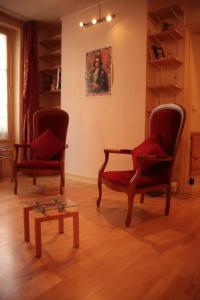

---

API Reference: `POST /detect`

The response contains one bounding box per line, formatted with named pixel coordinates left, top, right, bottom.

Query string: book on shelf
left=40, top=73, right=53, bottom=92
left=56, top=67, right=61, bottom=90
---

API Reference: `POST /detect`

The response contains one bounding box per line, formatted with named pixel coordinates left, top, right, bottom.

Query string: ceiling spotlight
left=79, top=22, right=84, bottom=28
left=92, top=18, right=97, bottom=25
left=106, top=15, right=112, bottom=22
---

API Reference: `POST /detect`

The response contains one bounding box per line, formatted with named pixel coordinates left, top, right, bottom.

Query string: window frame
left=0, top=26, right=14, bottom=144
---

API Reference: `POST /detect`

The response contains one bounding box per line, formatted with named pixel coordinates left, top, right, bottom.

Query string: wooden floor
left=0, top=176, right=200, bottom=300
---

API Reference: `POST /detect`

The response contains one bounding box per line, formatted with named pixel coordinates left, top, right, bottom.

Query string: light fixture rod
left=98, top=5, right=101, bottom=19
left=80, top=14, right=116, bottom=28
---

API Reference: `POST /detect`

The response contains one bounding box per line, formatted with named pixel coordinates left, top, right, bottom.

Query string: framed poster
left=86, top=46, right=112, bottom=96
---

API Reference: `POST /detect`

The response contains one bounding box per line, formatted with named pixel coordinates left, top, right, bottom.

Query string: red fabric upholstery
left=33, top=108, right=69, bottom=160
left=30, top=129, right=63, bottom=160
left=14, top=108, right=69, bottom=195
left=33, top=110, right=68, bottom=143
left=97, top=104, right=186, bottom=226
left=150, top=109, right=181, bottom=155
left=103, top=169, right=169, bottom=188
left=132, top=134, right=166, bottom=169
left=17, top=160, right=61, bottom=169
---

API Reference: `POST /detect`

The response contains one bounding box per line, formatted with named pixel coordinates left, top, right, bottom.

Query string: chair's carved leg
left=140, top=193, right=144, bottom=203
left=125, top=192, right=135, bottom=227
left=14, top=172, right=18, bottom=194
left=165, top=185, right=171, bottom=215
left=97, top=177, right=102, bottom=207
left=97, top=151, right=109, bottom=208
left=60, top=173, right=63, bottom=195
left=62, top=174, right=65, bottom=187
left=33, top=175, right=36, bottom=185
left=60, top=185, right=63, bottom=195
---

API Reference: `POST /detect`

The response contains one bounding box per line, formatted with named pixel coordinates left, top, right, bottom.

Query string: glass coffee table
left=23, top=196, right=79, bottom=257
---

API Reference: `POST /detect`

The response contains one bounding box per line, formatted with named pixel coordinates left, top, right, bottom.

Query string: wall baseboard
left=66, top=173, right=97, bottom=185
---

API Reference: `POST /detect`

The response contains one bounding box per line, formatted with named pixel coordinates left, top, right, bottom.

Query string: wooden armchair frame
left=97, top=149, right=173, bottom=226
left=97, top=104, right=186, bottom=226
left=13, top=108, right=69, bottom=195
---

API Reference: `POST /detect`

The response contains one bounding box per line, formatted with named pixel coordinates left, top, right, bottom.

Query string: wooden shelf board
left=147, top=84, right=182, bottom=94
left=149, top=29, right=183, bottom=43
left=40, top=66, right=61, bottom=74
left=39, top=50, right=61, bottom=61
left=148, top=56, right=182, bottom=67
left=40, top=34, right=61, bottom=48
left=41, top=89, right=61, bottom=94
left=149, top=5, right=183, bottom=23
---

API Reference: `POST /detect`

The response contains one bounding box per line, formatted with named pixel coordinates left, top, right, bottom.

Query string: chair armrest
left=98, top=149, right=132, bottom=178
left=104, top=149, right=132, bottom=155
left=15, top=144, right=30, bottom=149
left=137, top=155, right=173, bottom=163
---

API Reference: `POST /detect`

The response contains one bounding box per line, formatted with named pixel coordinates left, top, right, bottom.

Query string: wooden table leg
left=23, top=207, right=30, bottom=242
left=58, top=217, right=64, bottom=234
left=35, top=219, right=42, bottom=257
left=73, top=212, right=79, bottom=248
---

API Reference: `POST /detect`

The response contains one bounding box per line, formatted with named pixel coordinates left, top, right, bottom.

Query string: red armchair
left=13, top=108, right=69, bottom=195
left=97, top=104, right=186, bottom=226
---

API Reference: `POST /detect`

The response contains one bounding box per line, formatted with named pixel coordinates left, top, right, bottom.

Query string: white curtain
left=0, top=33, right=8, bottom=139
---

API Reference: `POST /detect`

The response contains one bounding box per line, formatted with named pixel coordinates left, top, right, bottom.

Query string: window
left=0, top=32, right=8, bottom=140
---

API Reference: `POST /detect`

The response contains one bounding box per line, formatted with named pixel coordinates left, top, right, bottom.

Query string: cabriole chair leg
left=140, top=193, right=144, bottom=203
left=125, top=194, right=135, bottom=227
left=14, top=173, right=18, bottom=194
left=97, top=179, right=102, bottom=207
left=165, top=186, right=171, bottom=215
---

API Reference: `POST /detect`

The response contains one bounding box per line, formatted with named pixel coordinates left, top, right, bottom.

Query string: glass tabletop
left=24, top=196, right=78, bottom=214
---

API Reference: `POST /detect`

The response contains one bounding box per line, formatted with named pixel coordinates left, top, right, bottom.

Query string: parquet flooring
left=0, top=176, right=200, bottom=300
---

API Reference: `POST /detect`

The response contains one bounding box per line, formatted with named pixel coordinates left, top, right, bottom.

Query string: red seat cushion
left=30, top=129, right=63, bottom=160
left=132, top=134, right=166, bottom=170
left=102, top=170, right=169, bottom=188
left=17, top=160, right=61, bottom=169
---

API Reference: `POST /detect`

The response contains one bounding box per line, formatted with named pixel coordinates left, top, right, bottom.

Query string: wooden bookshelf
left=39, top=50, right=61, bottom=62
left=149, top=29, right=183, bottom=43
left=147, top=84, right=181, bottom=95
left=148, top=56, right=182, bottom=67
left=38, top=25, right=62, bottom=108
left=40, top=33, right=61, bottom=50
left=148, top=5, right=183, bottom=23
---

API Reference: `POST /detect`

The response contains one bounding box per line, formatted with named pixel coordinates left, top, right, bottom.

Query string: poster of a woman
left=86, top=47, right=112, bottom=96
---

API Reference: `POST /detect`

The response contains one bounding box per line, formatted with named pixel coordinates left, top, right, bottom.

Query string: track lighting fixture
left=79, top=5, right=116, bottom=28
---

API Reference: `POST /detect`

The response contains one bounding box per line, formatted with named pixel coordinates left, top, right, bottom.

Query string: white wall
left=61, top=0, right=147, bottom=179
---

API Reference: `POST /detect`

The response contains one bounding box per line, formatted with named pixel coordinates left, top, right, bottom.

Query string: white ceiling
left=0, top=0, right=101, bottom=22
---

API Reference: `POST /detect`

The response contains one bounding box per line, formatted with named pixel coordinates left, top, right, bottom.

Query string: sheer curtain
left=0, top=33, right=8, bottom=140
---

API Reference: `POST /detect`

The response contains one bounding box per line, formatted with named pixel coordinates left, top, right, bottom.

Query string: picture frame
left=86, top=47, right=112, bottom=96
left=151, top=45, right=165, bottom=60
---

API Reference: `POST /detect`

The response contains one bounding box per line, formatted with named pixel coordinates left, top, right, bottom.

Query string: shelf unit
left=148, top=28, right=183, bottom=43
left=190, top=132, right=200, bottom=176
left=39, top=50, right=61, bottom=63
left=146, top=3, right=185, bottom=192
left=148, top=5, right=183, bottom=23
left=147, top=84, right=181, bottom=95
left=146, top=4, right=184, bottom=109
left=148, top=56, right=182, bottom=67
left=38, top=25, right=61, bottom=108
left=40, top=33, right=61, bottom=50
